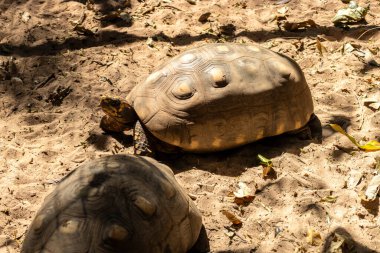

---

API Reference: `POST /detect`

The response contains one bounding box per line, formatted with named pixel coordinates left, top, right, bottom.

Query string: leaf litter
left=233, top=182, right=255, bottom=205
left=320, top=195, right=338, bottom=203
left=330, top=124, right=380, bottom=151
left=306, top=227, right=322, bottom=246
left=257, top=154, right=276, bottom=179
left=220, top=210, right=243, bottom=225
left=361, top=174, right=380, bottom=201
left=327, top=232, right=356, bottom=253
left=277, top=16, right=318, bottom=31
left=332, top=1, right=369, bottom=25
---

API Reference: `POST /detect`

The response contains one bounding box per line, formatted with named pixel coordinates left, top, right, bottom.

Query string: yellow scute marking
left=217, top=45, right=229, bottom=52
left=210, top=67, right=225, bottom=83
left=248, top=45, right=260, bottom=52
left=294, top=120, right=302, bottom=129
left=190, top=140, right=200, bottom=149
left=235, top=134, right=246, bottom=145
left=275, top=122, right=285, bottom=135
left=59, top=220, right=79, bottom=234
left=180, top=53, right=196, bottom=63
left=255, top=128, right=265, bottom=140
left=137, top=108, right=148, bottom=121
left=212, top=138, right=222, bottom=147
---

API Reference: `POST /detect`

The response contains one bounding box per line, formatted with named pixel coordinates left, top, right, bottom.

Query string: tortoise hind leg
left=288, top=114, right=322, bottom=142
left=133, top=121, right=155, bottom=157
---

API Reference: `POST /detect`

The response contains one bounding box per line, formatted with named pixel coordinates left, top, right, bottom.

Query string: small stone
left=186, top=0, right=196, bottom=5
left=11, top=77, right=23, bottom=86
left=21, top=12, right=31, bottom=23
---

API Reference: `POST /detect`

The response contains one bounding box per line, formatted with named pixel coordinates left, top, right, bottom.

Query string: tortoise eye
left=109, top=99, right=121, bottom=107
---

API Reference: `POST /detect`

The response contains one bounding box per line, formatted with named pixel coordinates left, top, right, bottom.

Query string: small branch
left=35, top=73, right=56, bottom=89
left=357, top=27, right=380, bottom=40
left=354, top=92, right=364, bottom=130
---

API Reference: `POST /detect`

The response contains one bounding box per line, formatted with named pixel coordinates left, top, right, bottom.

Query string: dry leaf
left=294, top=247, right=307, bottom=253
left=333, top=2, right=369, bottom=24
left=274, top=226, right=283, bottom=237
left=277, top=6, right=288, bottom=15
left=363, top=49, right=380, bottom=66
left=277, top=16, right=317, bottom=31
left=327, top=232, right=355, bottom=253
left=341, top=43, right=379, bottom=66
left=197, top=183, right=215, bottom=192
left=363, top=174, right=380, bottom=201
left=364, top=99, right=380, bottom=111
left=342, top=42, right=359, bottom=54
left=146, top=37, right=154, bottom=48
left=258, top=154, right=276, bottom=179
left=223, top=229, right=235, bottom=238
left=330, top=124, right=380, bottom=151
left=316, top=38, right=327, bottom=56
left=233, top=182, right=254, bottom=205
left=306, top=228, right=322, bottom=246
left=73, top=25, right=96, bottom=36
left=220, top=210, right=242, bottom=225
left=198, top=12, right=211, bottom=23
left=262, top=166, right=275, bottom=178
left=346, top=171, right=363, bottom=189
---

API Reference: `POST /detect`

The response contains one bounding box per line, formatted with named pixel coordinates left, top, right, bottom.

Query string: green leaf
left=257, top=154, right=273, bottom=166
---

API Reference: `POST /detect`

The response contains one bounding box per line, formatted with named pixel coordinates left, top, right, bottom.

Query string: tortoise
left=22, top=155, right=204, bottom=253
left=100, top=43, right=314, bottom=156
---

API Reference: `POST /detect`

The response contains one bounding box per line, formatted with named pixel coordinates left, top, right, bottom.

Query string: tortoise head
left=100, top=97, right=137, bottom=131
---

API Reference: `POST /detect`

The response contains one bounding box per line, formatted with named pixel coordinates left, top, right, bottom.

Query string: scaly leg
left=133, top=121, right=155, bottom=157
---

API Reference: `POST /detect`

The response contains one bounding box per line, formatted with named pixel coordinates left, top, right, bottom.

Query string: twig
left=99, top=76, right=113, bottom=86
left=91, top=60, right=112, bottom=66
left=35, top=73, right=56, bottom=89
left=75, top=11, right=86, bottom=26
left=128, top=48, right=137, bottom=64
left=161, top=5, right=183, bottom=11
left=357, top=27, right=380, bottom=40
left=142, top=2, right=161, bottom=15
left=6, top=106, right=17, bottom=117
left=353, top=92, right=364, bottom=130
left=224, top=226, right=247, bottom=243
left=257, top=200, right=272, bottom=212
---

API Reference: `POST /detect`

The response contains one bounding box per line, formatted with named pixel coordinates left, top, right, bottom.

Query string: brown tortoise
left=22, top=155, right=203, bottom=253
left=100, top=43, right=314, bottom=156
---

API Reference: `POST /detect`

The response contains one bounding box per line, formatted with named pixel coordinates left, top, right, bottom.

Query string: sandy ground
left=1, top=0, right=380, bottom=252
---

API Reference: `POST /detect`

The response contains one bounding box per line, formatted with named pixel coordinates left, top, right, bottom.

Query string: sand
left=0, top=0, right=380, bottom=252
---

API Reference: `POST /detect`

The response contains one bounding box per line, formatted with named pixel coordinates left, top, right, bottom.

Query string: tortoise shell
left=22, top=155, right=202, bottom=253
left=127, top=43, right=314, bottom=152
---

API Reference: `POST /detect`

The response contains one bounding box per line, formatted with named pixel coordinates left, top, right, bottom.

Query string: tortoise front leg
left=133, top=120, right=155, bottom=157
